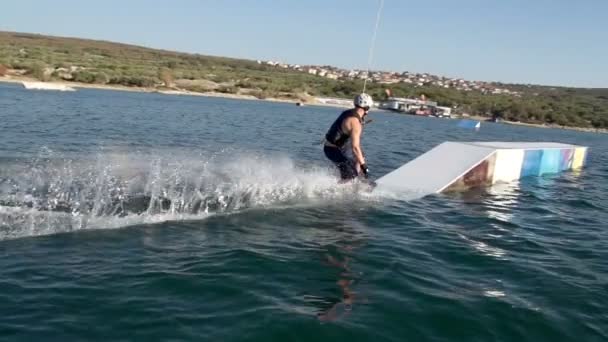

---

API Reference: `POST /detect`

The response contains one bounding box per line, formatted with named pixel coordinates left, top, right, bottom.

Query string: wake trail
left=0, top=148, right=385, bottom=240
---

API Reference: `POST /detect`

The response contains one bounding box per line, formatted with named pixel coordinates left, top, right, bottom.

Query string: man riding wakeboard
left=323, top=93, right=374, bottom=185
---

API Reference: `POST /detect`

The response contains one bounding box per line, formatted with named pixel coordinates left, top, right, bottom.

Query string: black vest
left=325, top=109, right=362, bottom=148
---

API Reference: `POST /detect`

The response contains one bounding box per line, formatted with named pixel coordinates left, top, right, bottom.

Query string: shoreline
left=2, top=76, right=606, bottom=134
left=0, top=76, right=352, bottom=109
left=463, top=114, right=608, bottom=134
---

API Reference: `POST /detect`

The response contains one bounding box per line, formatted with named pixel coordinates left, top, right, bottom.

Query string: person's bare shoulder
left=343, top=116, right=361, bottom=133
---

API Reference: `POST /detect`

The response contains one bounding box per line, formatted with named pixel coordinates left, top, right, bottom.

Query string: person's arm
left=349, top=119, right=365, bottom=166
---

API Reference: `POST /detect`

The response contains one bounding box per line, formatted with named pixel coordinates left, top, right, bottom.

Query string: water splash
left=0, top=148, right=378, bottom=240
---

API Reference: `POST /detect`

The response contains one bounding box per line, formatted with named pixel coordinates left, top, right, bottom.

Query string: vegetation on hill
left=0, top=31, right=606, bottom=129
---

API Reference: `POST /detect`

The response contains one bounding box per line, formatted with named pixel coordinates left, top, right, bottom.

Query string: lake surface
left=1, top=82, right=607, bottom=341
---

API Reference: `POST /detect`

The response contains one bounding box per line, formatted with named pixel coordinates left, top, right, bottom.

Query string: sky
left=1, top=0, right=607, bottom=88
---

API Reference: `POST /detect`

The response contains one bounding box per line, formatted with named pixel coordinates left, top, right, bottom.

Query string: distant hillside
left=0, top=31, right=315, bottom=98
left=0, top=31, right=607, bottom=129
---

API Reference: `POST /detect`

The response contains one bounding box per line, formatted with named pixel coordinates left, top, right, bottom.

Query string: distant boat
left=486, top=117, right=502, bottom=123
left=22, top=81, right=76, bottom=92
left=457, top=119, right=481, bottom=130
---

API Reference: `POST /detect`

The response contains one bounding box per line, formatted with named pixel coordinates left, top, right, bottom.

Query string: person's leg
left=324, top=145, right=358, bottom=181
left=336, top=159, right=357, bottom=181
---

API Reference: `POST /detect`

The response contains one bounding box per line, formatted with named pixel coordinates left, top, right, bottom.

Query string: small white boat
left=22, top=81, right=76, bottom=92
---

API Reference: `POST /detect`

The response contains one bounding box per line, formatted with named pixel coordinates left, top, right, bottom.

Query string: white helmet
left=354, top=93, right=373, bottom=109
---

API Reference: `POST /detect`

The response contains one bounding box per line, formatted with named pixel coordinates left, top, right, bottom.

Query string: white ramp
left=374, top=142, right=495, bottom=194
left=373, top=141, right=588, bottom=196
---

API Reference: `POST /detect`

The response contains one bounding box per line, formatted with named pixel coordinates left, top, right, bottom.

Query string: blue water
left=1, top=82, right=607, bottom=341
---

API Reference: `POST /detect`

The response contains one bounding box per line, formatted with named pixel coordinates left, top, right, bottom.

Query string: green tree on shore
left=158, top=67, right=173, bottom=87
left=28, top=62, right=49, bottom=81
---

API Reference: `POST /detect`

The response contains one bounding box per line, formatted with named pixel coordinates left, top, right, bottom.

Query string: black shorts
left=324, top=145, right=358, bottom=180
